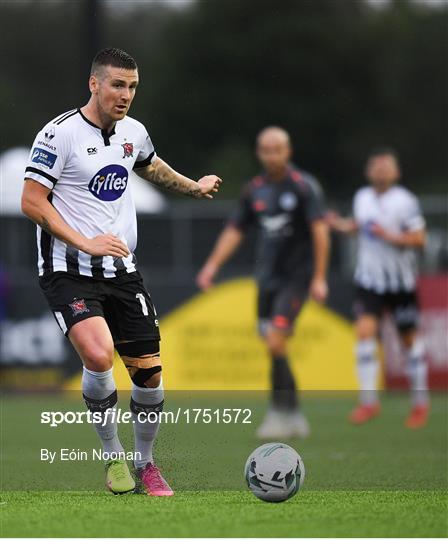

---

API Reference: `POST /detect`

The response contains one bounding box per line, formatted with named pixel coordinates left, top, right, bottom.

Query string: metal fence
left=1, top=197, right=447, bottom=316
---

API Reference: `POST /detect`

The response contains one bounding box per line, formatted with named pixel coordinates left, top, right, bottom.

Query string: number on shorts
left=136, top=293, right=149, bottom=316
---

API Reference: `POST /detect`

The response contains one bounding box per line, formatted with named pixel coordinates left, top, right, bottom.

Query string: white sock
left=82, top=366, right=124, bottom=455
left=405, top=339, right=429, bottom=406
left=131, top=379, right=164, bottom=469
left=355, top=339, right=379, bottom=405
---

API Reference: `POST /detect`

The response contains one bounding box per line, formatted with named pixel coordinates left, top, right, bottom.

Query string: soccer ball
left=244, top=443, right=305, bottom=502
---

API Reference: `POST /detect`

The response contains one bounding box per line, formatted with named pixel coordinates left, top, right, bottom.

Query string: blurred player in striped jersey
left=197, top=127, right=329, bottom=439
left=327, top=148, right=429, bottom=429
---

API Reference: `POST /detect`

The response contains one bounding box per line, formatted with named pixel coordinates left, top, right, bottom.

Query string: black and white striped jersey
left=353, top=185, right=425, bottom=293
left=25, top=109, right=156, bottom=279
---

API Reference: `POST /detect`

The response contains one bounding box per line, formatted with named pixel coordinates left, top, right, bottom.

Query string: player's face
left=256, top=138, right=291, bottom=176
left=366, top=155, right=400, bottom=191
left=91, top=66, right=139, bottom=122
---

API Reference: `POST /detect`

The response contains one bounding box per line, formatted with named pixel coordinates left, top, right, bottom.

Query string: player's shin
left=405, top=338, right=429, bottom=406
left=271, top=355, right=298, bottom=411
left=355, top=339, right=379, bottom=405
left=130, top=380, right=164, bottom=469
left=82, top=366, right=124, bottom=454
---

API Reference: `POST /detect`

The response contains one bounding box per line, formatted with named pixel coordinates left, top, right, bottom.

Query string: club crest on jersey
left=279, top=192, right=298, bottom=211
left=88, top=164, right=129, bottom=201
left=69, top=298, right=89, bottom=316
left=122, top=142, right=134, bottom=158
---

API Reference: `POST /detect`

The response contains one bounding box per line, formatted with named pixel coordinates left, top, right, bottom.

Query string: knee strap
left=132, top=366, right=162, bottom=387
left=116, top=340, right=162, bottom=388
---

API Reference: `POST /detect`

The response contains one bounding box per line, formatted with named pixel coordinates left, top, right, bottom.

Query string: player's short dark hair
left=368, top=146, right=400, bottom=163
left=91, top=48, right=138, bottom=75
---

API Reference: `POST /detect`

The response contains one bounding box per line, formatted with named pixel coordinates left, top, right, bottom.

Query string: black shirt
left=229, top=165, right=325, bottom=289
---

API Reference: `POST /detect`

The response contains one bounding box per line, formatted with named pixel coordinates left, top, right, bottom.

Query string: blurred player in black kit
left=197, top=127, right=329, bottom=438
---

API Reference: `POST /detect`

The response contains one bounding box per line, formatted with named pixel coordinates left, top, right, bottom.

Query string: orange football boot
left=405, top=404, right=429, bottom=429
left=349, top=403, right=381, bottom=425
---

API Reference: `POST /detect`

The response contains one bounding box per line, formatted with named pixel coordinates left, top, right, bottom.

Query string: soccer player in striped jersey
left=327, top=148, right=429, bottom=429
left=197, top=127, right=330, bottom=439
left=21, top=48, right=222, bottom=495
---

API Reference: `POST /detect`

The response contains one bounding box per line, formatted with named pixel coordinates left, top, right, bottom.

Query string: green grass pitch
left=2, top=490, right=446, bottom=537
left=1, top=393, right=447, bottom=537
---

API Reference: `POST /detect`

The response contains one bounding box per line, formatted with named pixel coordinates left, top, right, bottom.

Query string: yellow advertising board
left=66, top=278, right=381, bottom=391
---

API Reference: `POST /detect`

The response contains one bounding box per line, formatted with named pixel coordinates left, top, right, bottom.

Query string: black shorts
left=257, top=280, right=309, bottom=336
left=353, top=286, right=419, bottom=332
left=39, top=271, right=160, bottom=342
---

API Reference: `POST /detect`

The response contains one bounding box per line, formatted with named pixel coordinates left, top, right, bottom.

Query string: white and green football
left=244, top=443, right=305, bottom=502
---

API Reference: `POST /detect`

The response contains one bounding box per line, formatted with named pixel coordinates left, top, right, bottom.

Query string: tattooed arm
left=135, top=157, right=222, bottom=199
left=21, top=179, right=129, bottom=257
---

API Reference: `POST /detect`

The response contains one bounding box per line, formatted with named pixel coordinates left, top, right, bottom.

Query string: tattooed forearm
left=136, top=157, right=202, bottom=198
left=187, top=186, right=201, bottom=197
left=41, top=217, right=52, bottom=233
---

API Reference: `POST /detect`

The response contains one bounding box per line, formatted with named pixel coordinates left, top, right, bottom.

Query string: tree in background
left=1, top=0, right=446, bottom=198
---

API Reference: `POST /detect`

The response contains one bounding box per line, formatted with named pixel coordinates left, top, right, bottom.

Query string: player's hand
left=325, top=211, right=357, bottom=234
left=309, top=277, right=328, bottom=303
left=82, top=234, right=130, bottom=258
left=325, top=210, right=341, bottom=228
left=197, top=175, right=222, bottom=199
left=370, top=223, right=396, bottom=243
left=196, top=262, right=218, bottom=290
